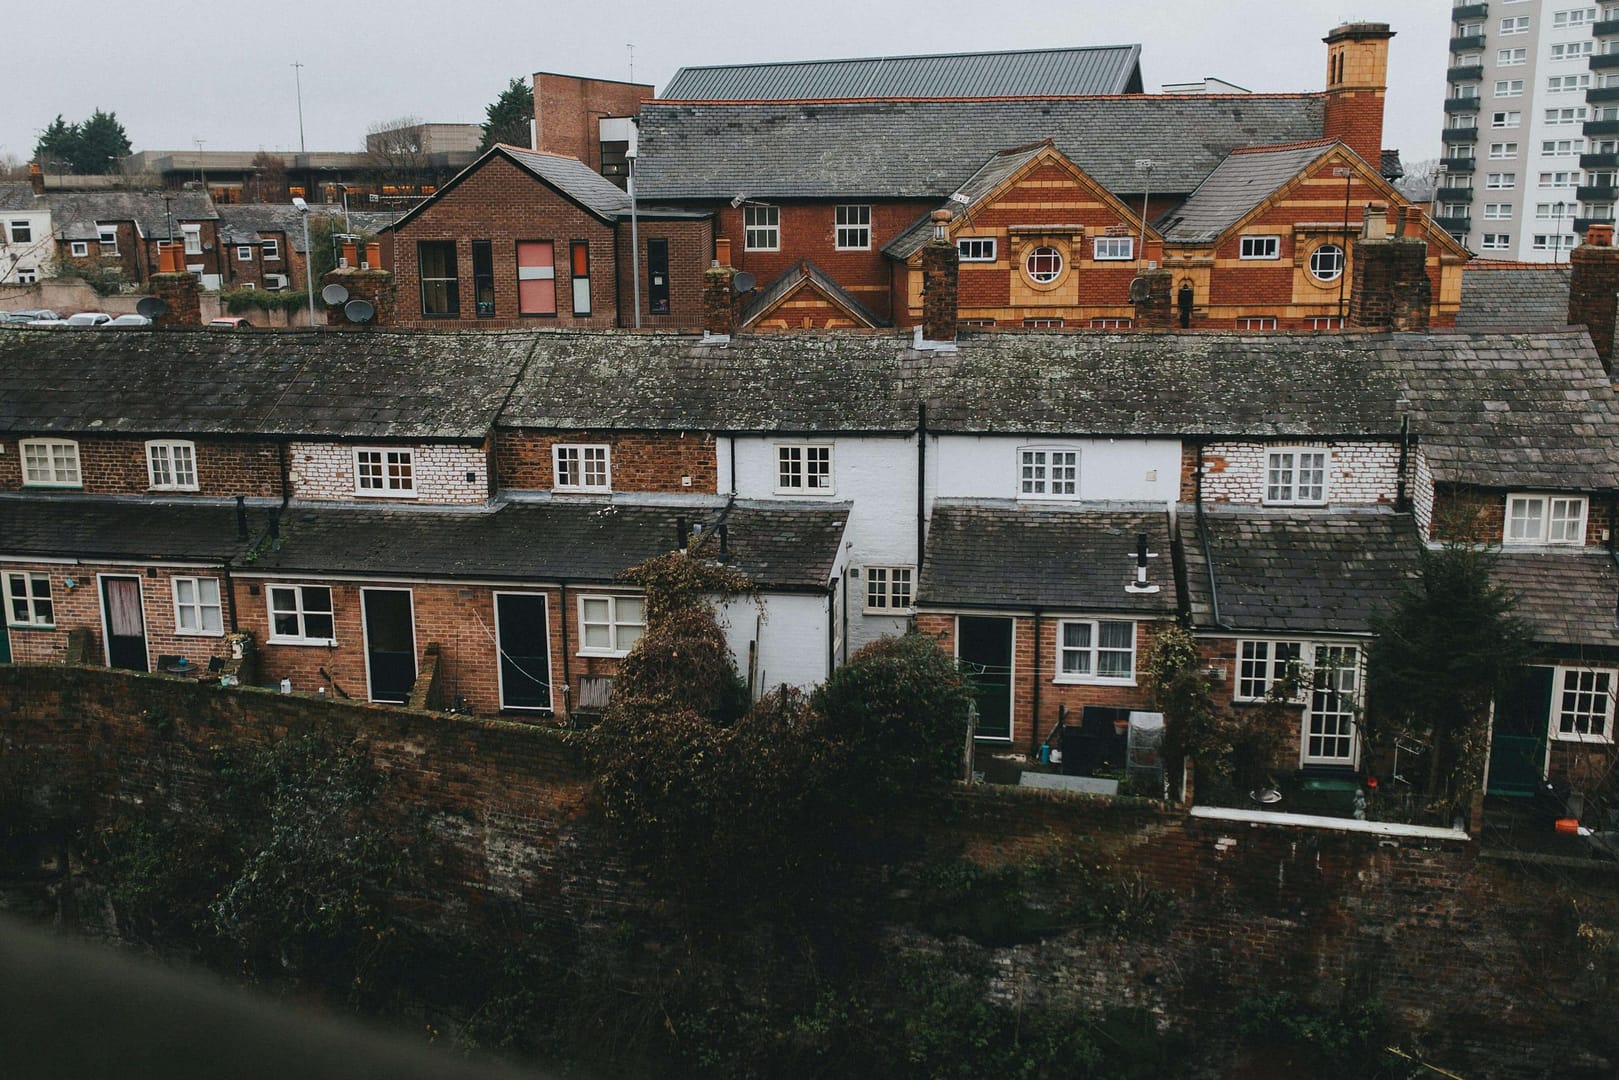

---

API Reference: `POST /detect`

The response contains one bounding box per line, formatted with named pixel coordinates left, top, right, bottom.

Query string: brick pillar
left=1130, top=268, right=1175, bottom=329
left=921, top=210, right=958, bottom=343
left=321, top=267, right=396, bottom=328
left=1347, top=204, right=1430, bottom=332
left=1569, top=223, right=1619, bottom=371
left=704, top=263, right=736, bottom=337
left=148, top=272, right=202, bottom=326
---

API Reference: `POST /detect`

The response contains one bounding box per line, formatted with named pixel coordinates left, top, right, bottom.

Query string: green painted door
left=959, top=616, right=1014, bottom=742
left=1488, top=665, right=1553, bottom=797
left=0, top=625, right=10, bottom=664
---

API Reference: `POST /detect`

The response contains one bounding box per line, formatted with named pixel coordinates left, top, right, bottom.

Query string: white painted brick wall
left=1200, top=441, right=1400, bottom=505
left=289, top=442, right=487, bottom=504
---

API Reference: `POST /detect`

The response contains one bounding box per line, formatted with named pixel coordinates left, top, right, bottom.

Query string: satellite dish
left=732, top=271, right=757, bottom=293
left=135, top=296, right=168, bottom=318
left=1127, top=277, right=1151, bottom=303
left=321, top=283, right=350, bottom=305
left=344, top=299, right=376, bottom=324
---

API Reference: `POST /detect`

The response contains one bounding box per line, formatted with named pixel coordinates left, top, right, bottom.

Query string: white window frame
left=1492, top=111, right=1522, bottom=129
left=1483, top=203, right=1514, bottom=220
left=552, top=443, right=612, bottom=492
left=743, top=204, right=779, bottom=251
left=1488, top=142, right=1518, bottom=159
left=1239, top=235, right=1280, bottom=260
left=7, top=220, right=29, bottom=244
left=181, top=223, right=202, bottom=256
left=1500, top=15, right=1530, bottom=33
left=1486, top=173, right=1517, bottom=189
left=235, top=245, right=253, bottom=262
left=834, top=204, right=871, bottom=250
left=4, top=571, right=54, bottom=628
left=1481, top=233, right=1512, bottom=250
left=19, top=438, right=81, bottom=488
left=864, top=565, right=914, bottom=613
left=1304, top=644, right=1361, bottom=765
left=97, top=225, right=118, bottom=254
left=775, top=443, right=833, bottom=494
left=577, top=593, right=646, bottom=657
left=262, top=238, right=280, bottom=261
left=1092, top=236, right=1134, bottom=261
left=1498, top=47, right=1528, bottom=65
left=957, top=237, right=997, bottom=262
left=1024, top=245, right=1064, bottom=283
left=69, top=241, right=89, bottom=257
left=145, top=440, right=198, bottom=491
left=1235, top=316, right=1278, bottom=330
left=1264, top=448, right=1328, bottom=506
left=1308, top=244, right=1344, bottom=283
left=266, top=583, right=336, bottom=645
left=171, top=576, right=224, bottom=636
left=1018, top=446, right=1079, bottom=498
left=353, top=447, right=416, bottom=496
left=1551, top=666, right=1615, bottom=743
left=1235, top=639, right=1306, bottom=703
left=1504, top=493, right=1587, bottom=545
left=1055, top=618, right=1137, bottom=686
left=1494, top=79, right=1525, bottom=98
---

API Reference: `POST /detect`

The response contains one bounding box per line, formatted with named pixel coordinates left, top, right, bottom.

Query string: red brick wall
left=1, top=434, right=282, bottom=498
left=495, top=429, right=717, bottom=492
left=390, top=154, right=620, bottom=330
left=613, top=216, right=714, bottom=330
left=534, top=73, right=652, bottom=171
left=1430, top=485, right=1610, bottom=547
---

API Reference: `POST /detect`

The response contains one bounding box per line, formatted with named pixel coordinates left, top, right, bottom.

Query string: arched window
left=1309, top=244, right=1345, bottom=283
left=1025, top=246, right=1063, bottom=283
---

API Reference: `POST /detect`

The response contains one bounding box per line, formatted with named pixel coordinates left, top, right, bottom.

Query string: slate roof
left=1492, top=552, right=1619, bottom=650
left=633, top=96, right=1325, bottom=200
left=213, top=204, right=366, bottom=254
left=1156, top=142, right=1334, bottom=243
left=0, top=182, right=42, bottom=213
left=661, top=45, right=1144, bottom=100
left=501, top=146, right=633, bottom=219
left=46, top=190, right=216, bottom=241
left=1380, top=150, right=1403, bottom=181
left=1455, top=263, right=1571, bottom=332
left=245, top=498, right=847, bottom=590
left=884, top=142, right=1050, bottom=259
left=0, top=328, right=533, bottom=440
left=0, top=494, right=255, bottom=562
left=740, top=261, right=889, bottom=328
left=1179, top=505, right=1421, bottom=634
left=917, top=502, right=1177, bottom=613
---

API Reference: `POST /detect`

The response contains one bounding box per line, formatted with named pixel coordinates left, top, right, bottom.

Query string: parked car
left=1, top=309, right=60, bottom=325
left=64, top=312, right=113, bottom=327
left=105, top=314, right=152, bottom=328
left=207, top=316, right=254, bottom=330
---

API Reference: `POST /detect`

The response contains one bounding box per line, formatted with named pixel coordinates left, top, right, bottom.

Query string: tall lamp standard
left=1134, top=159, right=1157, bottom=268
left=292, top=197, right=315, bottom=327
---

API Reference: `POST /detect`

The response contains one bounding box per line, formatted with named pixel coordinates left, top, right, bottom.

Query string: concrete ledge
left=1191, top=804, right=1470, bottom=842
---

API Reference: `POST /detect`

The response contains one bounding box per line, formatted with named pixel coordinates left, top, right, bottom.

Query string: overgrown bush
left=1236, top=990, right=1390, bottom=1075
left=220, top=287, right=306, bottom=315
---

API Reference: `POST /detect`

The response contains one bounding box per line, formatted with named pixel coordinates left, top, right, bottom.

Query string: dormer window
left=1264, top=449, right=1326, bottom=506
left=1505, top=494, right=1586, bottom=545
left=553, top=444, right=611, bottom=492
left=20, top=439, right=81, bottom=488
left=1019, top=448, right=1078, bottom=498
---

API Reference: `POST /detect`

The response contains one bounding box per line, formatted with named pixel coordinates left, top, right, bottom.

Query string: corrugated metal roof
left=662, top=45, right=1143, bottom=100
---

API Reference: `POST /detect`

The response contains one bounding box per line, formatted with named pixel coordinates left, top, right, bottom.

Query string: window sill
left=267, top=637, right=337, bottom=647
left=6, top=623, right=55, bottom=631
left=1053, top=676, right=1137, bottom=688
left=149, top=486, right=201, bottom=494
left=553, top=486, right=613, bottom=495
left=865, top=608, right=916, bottom=617
left=773, top=488, right=837, bottom=497
left=577, top=649, right=632, bottom=660
left=174, top=629, right=225, bottom=638
left=1262, top=500, right=1328, bottom=508
left=21, top=483, right=83, bottom=491
left=353, top=490, right=418, bottom=499
left=1551, top=732, right=1613, bottom=745
left=972, top=734, right=1014, bottom=744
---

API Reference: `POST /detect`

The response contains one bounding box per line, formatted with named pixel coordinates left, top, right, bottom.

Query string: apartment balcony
left=1578, top=184, right=1618, bottom=200
left=1444, top=96, right=1483, bottom=113
left=1581, top=152, right=1619, bottom=168
left=1587, top=86, right=1619, bottom=103
left=1595, top=19, right=1619, bottom=37
left=1435, top=187, right=1475, bottom=203
left=1433, top=215, right=1472, bottom=234
left=1449, top=34, right=1486, bottom=52
left=1575, top=217, right=1614, bottom=232
left=1441, top=127, right=1480, bottom=144
left=1591, top=53, right=1619, bottom=70
left=1439, top=156, right=1477, bottom=172
left=1451, top=3, right=1488, bottom=18
left=1447, top=64, right=1485, bottom=82
left=1584, top=119, right=1619, bottom=136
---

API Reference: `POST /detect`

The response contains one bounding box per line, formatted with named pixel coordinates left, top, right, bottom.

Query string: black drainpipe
left=916, top=403, right=927, bottom=576
left=728, top=436, right=738, bottom=497
left=559, top=579, right=571, bottom=717
left=221, top=560, right=239, bottom=632
left=1029, top=607, right=1044, bottom=759
left=277, top=439, right=292, bottom=509
left=826, top=579, right=836, bottom=677
left=1194, top=443, right=1226, bottom=629
left=1395, top=416, right=1411, bottom=513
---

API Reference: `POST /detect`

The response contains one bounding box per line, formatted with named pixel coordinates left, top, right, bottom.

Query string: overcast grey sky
left=4, top=1, right=1447, bottom=166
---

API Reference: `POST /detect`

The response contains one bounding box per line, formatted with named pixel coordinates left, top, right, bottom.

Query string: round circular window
left=1309, top=244, right=1345, bottom=283
left=1025, top=246, right=1064, bottom=284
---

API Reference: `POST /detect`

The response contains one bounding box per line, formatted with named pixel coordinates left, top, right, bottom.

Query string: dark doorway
left=362, top=589, right=417, bottom=704
left=959, top=616, right=1014, bottom=741
left=99, top=576, right=148, bottom=672
left=647, top=239, right=670, bottom=315
left=496, top=593, right=552, bottom=711
left=1488, top=665, right=1554, bottom=796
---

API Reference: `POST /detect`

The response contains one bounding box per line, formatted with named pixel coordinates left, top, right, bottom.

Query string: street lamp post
left=293, top=197, right=315, bottom=327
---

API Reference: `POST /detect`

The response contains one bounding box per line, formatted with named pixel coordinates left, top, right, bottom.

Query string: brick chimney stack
left=1322, top=22, right=1394, bottom=167
left=321, top=266, right=396, bottom=328
left=703, top=261, right=737, bottom=338
left=1570, top=223, right=1619, bottom=371
left=921, top=210, right=958, bottom=344
left=1130, top=268, right=1175, bottom=329
left=148, top=271, right=202, bottom=327
left=1347, top=202, right=1430, bottom=332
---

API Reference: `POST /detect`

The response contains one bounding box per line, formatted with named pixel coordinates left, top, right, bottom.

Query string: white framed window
left=1491, top=111, right=1522, bottom=129
left=172, top=576, right=223, bottom=636
left=20, top=438, right=81, bottom=487
left=957, top=237, right=997, bottom=262
left=1450, top=144, right=1477, bottom=160
left=1498, top=47, right=1528, bottom=65
left=1486, top=173, right=1517, bottom=189
left=1451, top=84, right=1479, bottom=100
left=553, top=443, right=611, bottom=492
left=1500, top=15, right=1530, bottom=33
left=1483, top=203, right=1514, bottom=220
left=865, top=566, right=914, bottom=612
left=1494, top=80, right=1524, bottom=97
left=236, top=245, right=253, bottom=262
left=353, top=448, right=415, bottom=496
left=1489, top=142, right=1518, bottom=159
left=1093, top=236, right=1134, bottom=261
left=1553, top=667, right=1614, bottom=742
left=1505, top=493, right=1587, bottom=545
left=6, top=220, right=28, bottom=244
left=1482, top=233, right=1512, bottom=250
left=1533, top=233, right=1578, bottom=250
left=1307, top=244, right=1344, bottom=283
left=1536, top=202, right=1574, bottom=220
left=743, top=204, right=779, bottom=251
left=16, top=267, right=35, bottom=285
left=267, top=584, right=335, bottom=645
left=1552, top=8, right=1597, bottom=27
left=834, top=204, right=870, bottom=250
left=1024, top=245, right=1064, bottom=282
left=1453, top=53, right=1480, bottom=67
left=4, top=572, right=53, bottom=627
left=1239, top=235, right=1280, bottom=260
left=1023, top=317, right=1065, bottom=328
left=1545, top=107, right=1588, bottom=125
left=1265, top=448, right=1327, bottom=505
left=181, top=224, right=202, bottom=256
left=578, top=594, right=645, bottom=657
left=1551, top=41, right=1594, bottom=60
left=69, top=241, right=89, bottom=257
left=1056, top=619, right=1136, bottom=684
left=1018, top=447, right=1078, bottom=497
left=146, top=440, right=198, bottom=491
left=1306, top=317, right=1343, bottom=330
left=97, top=225, right=118, bottom=254
left=1236, top=640, right=1304, bottom=702
left=1548, top=75, right=1592, bottom=93
left=262, top=238, right=280, bottom=260
left=1540, top=171, right=1579, bottom=187
left=1449, top=114, right=1478, bottom=130
left=1090, top=317, right=1133, bottom=329
left=776, top=443, right=832, bottom=493
left=1541, top=140, right=1584, bottom=156
left=1306, top=644, right=1361, bottom=764
left=1456, top=21, right=1483, bottom=36
left=1235, top=316, right=1277, bottom=330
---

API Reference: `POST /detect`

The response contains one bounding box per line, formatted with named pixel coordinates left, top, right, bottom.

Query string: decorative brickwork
left=288, top=441, right=489, bottom=504
left=1193, top=441, right=1401, bottom=506
left=1321, top=22, right=1393, bottom=166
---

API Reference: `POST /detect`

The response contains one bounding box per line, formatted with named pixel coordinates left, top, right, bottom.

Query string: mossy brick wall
left=3, top=664, right=1618, bottom=1077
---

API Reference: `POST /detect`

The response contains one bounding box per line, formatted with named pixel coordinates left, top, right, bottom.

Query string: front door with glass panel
left=958, top=616, right=1014, bottom=741
left=99, top=575, right=149, bottom=672
left=361, top=589, right=416, bottom=704
left=1303, top=645, right=1359, bottom=766
left=495, top=593, right=552, bottom=711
